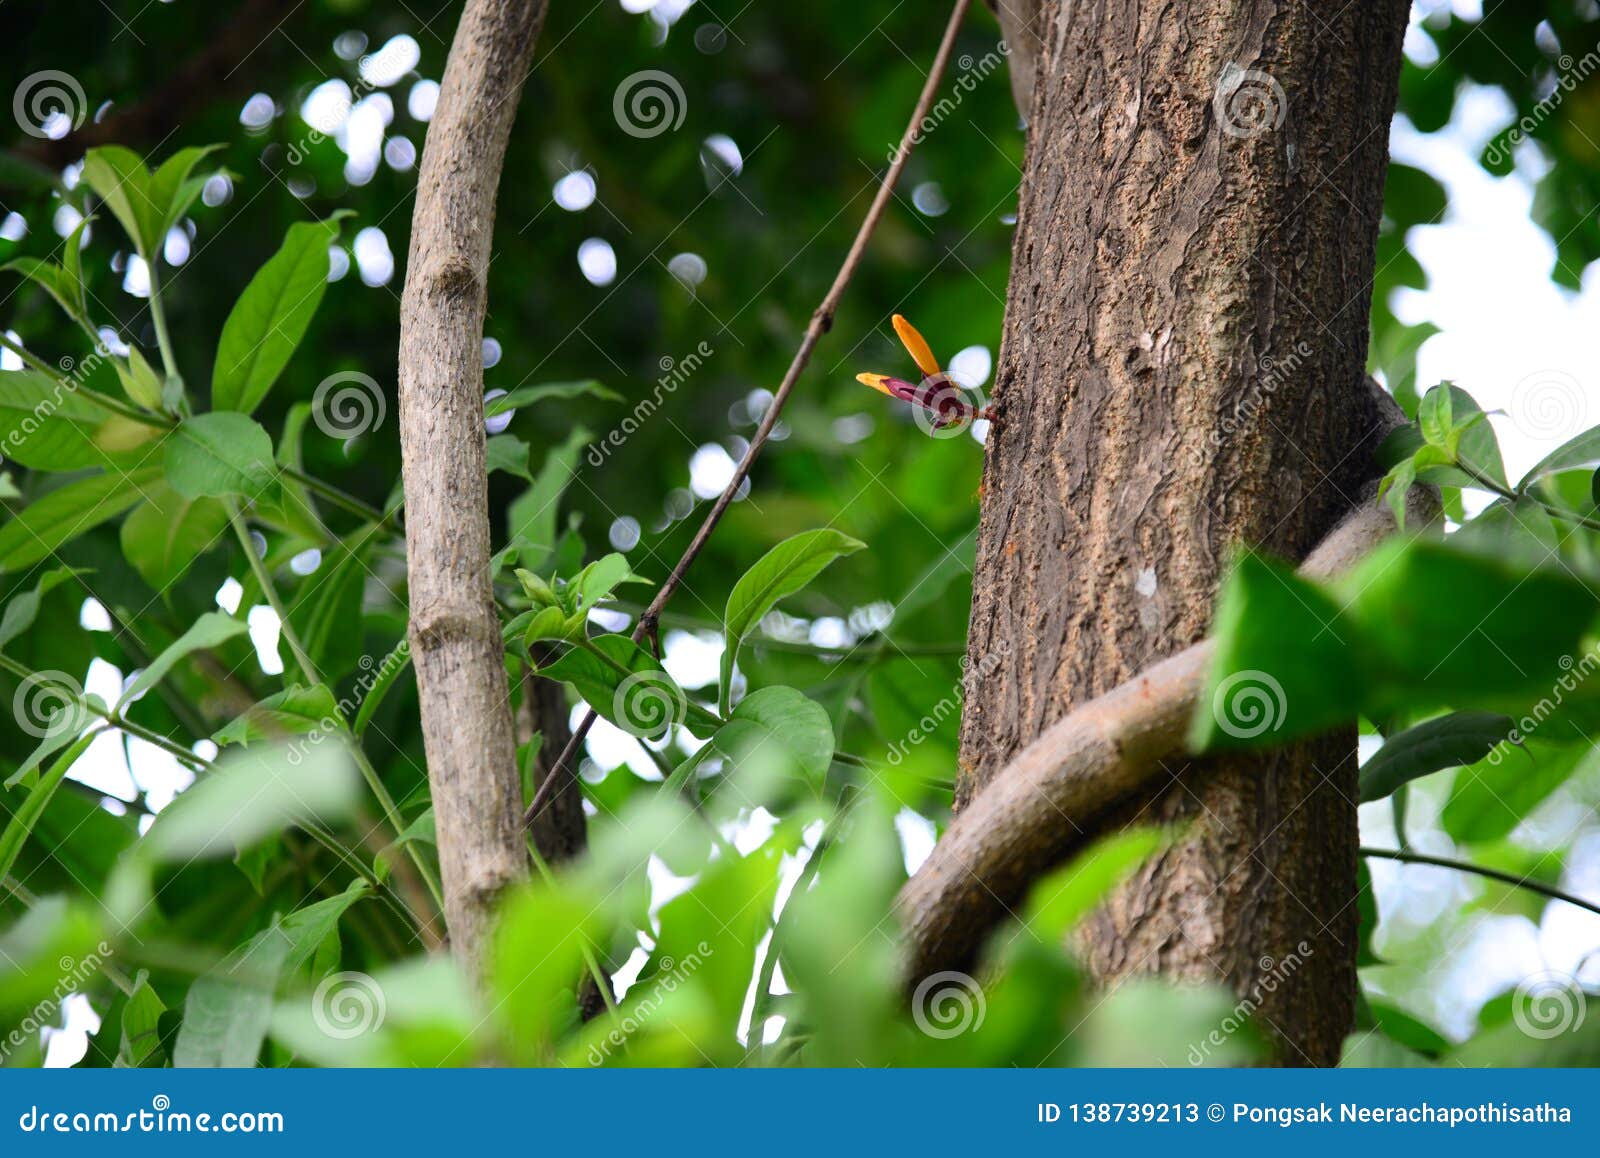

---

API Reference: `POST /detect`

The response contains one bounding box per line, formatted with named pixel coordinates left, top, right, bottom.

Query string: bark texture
left=956, top=0, right=1410, bottom=1065
left=901, top=467, right=1437, bottom=989
left=517, top=660, right=587, bottom=866
left=397, top=0, right=548, bottom=981
left=515, top=661, right=608, bottom=1018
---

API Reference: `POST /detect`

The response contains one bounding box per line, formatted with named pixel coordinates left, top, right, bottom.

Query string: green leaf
left=514, top=567, right=559, bottom=608
left=270, top=956, right=478, bottom=1067
left=0, top=732, right=97, bottom=884
left=0, top=565, right=84, bottom=650
left=212, top=217, right=344, bottom=415
left=0, top=467, right=161, bottom=572
left=1417, top=382, right=1453, bottom=448
left=115, top=346, right=165, bottom=410
left=1524, top=427, right=1600, bottom=485
left=538, top=635, right=699, bottom=739
left=274, top=880, right=373, bottom=976
left=1442, top=742, right=1592, bottom=845
left=351, top=643, right=411, bottom=737
left=485, top=434, right=534, bottom=481
left=521, top=604, right=583, bottom=646
left=571, top=552, right=649, bottom=611
left=667, top=686, right=834, bottom=802
left=1, top=256, right=87, bottom=324
left=146, top=145, right=222, bottom=241
left=648, top=839, right=787, bottom=1050
left=213, top=684, right=340, bottom=746
left=1023, top=828, right=1168, bottom=941
left=490, top=879, right=602, bottom=1061
left=0, top=369, right=128, bottom=472
left=117, top=971, right=168, bottom=1067
left=267, top=402, right=327, bottom=541
left=721, top=529, right=865, bottom=701
left=145, top=740, right=360, bottom=861
left=485, top=379, right=621, bottom=417
left=1358, top=711, right=1515, bottom=802
left=164, top=412, right=276, bottom=499
left=375, top=811, right=435, bottom=883
left=1443, top=383, right=1507, bottom=488
left=117, top=610, right=248, bottom=711
left=60, top=216, right=90, bottom=318
left=1377, top=458, right=1417, bottom=529
left=119, top=482, right=231, bottom=592
left=288, top=530, right=374, bottom=681
left=173, top=926, right=288, bottom=1068
left=80, top=146, right=157, bottom=255
left=507, top=426, right=591, bottom=569
left=1193, top=540, right=1600, bottom=752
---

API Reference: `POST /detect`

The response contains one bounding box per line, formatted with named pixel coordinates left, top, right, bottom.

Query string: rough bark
left=517, top=659, right=587, bottom=866
left=397, top=0, right=548, bottom=981
left=955, top=0, right=1410, bottom=1065
left=515, top=660, right=609, bottom=1018
left=901, top=467, right=1438, bottom=990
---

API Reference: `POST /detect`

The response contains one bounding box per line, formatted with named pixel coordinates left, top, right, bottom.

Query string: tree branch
left=524, top=0, right=977, bottom=829
left=397, top=0, right=548, bottom=981
left=897, top=444, right=1437, bottom=985
left=1360, top=847, right=1600, bottom=921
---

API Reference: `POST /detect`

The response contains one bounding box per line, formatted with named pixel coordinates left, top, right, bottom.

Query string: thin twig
left=525, top=0, right=976, bottom=828
left=1360, top=846, right=1600, bottom=920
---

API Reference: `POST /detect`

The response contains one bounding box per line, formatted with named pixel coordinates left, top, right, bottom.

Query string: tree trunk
left=517, top=659, right=588, bottom=867
left=397, top=0, right=548, bottom=982
left=956, top=0, right=1409, bottom=1065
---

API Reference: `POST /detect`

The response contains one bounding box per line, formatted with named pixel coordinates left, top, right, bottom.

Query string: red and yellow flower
left=856, top=314, right=991, bottom=431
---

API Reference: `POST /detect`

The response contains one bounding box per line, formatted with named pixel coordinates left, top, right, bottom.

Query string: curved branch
left=397, top=0, right=548, bottom=980
left=897, top=460, right=1437, bottom=984
left=524, top=0, right=978, bottom=829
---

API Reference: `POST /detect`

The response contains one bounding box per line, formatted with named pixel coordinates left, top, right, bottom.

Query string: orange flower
left=856, top=314, right=990, bottom=431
